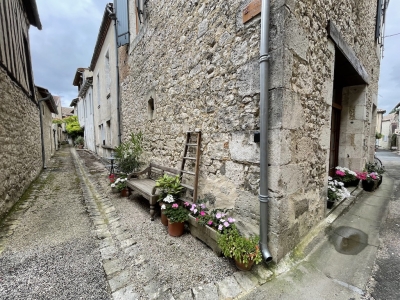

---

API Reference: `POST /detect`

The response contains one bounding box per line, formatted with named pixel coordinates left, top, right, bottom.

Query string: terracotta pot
left=168, top=220, right=185, bottom=237
left=161, top=211, right=169, bottom=226
left=120, top=188, right=130, bottom=197
left=234, top=257, right=255, bottom=271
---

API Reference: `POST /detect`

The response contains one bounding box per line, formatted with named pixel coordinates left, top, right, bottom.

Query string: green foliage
left=365, top=162, right=385, bottom=175
left=111, top=176, right=127, bottom=192
left=375, top=132, right=383, bottom=139
left=63, top=116, right=83, bottom=138
left=74, top=136, right=84, bottom=145
left=52, top=118, right=64, bottom=124
left=155, top=174, right=184, bottom=200
left=164, top=205, right=189, bottom=223
left=115, top=132, right=144, bottom=174
left=217, top=227, right=262, bottom=267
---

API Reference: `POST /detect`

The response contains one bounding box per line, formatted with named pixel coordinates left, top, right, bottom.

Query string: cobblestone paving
left=0, top=146, right=110, bottom=299
left=0, top=146, right=272, bottom=300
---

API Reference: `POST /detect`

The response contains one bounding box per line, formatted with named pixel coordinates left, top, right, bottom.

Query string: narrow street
left=363, top=150, right=400, bottom=300
left=0, top=146, right=110, bottom=299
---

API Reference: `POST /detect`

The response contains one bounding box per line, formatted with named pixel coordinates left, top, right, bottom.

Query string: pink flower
left=224, top=221, right=230, bottom=227
left=172, top=203, right=179, bottom=208
left=215, top=213, right=222, bottom=219
left=190, top=204, right=197, bottom=211
left=207, top=220, right=213, bottom=226
left=200, top=211, right=206, bottom=216
left=335, top=170, right=345, bottom=176
left=228, top=217, right=235, bottom=223
left=200, top=204, right=206, bottom=209
left=184, top=202, right=190, bottom=207
left=356, top=172, right=367, bottom=180
left=218, top=224, right=223, bottom=231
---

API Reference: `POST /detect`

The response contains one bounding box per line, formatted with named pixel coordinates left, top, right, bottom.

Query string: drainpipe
left=259, top=0, right=273, bottom=263
left=38, top=94, right=52, bottom=169
left=107, top=4, right=122, bottom=145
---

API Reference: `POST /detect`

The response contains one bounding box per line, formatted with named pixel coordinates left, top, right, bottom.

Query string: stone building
left=0, top=0, right=42, bottom=220
left=376, top=108, right=386, bottom=148
left=36, top=86, right=59, bottom=166
left=118, top=0, right=388, bottom=262
left=72, top=68, right=96, bottom=151
left=90, top=3, right=120, bottom=158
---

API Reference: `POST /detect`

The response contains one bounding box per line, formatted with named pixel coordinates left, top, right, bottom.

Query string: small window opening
left=148, top=97, right=155, bottom=120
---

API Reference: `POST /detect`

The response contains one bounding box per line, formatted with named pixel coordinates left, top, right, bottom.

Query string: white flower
left=111, top=183, right=115, bottom=188
left=161, top=204, right=166, bottom=210
left=164, top=194, right=175, bottom=203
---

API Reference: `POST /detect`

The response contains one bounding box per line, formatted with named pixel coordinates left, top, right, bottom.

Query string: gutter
left=259, top=0, right=273, bottom=263
left=107, top=4, right=122, bottom=145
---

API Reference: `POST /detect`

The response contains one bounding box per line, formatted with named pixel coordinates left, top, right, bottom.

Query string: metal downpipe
left=259, top=0, right=273, bottom=263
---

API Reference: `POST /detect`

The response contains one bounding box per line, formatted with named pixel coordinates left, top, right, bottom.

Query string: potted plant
left=113, top=177, right=129, bottom=197
left=361, top=172, right=380, bottom=192
left=164, top=203, right=189, bottom=237
left=114, top=132, right=143, bottom=174
left=334, top=166, right=360, bottom=187
left=365, top=162, right=385, bottom=187
left=217, top=227, right=262, bottom=271
left=327, top=177, right=350, bottom=209
left=156, top=175, right=184, bottom=226
left=74, top=136, right=84, bottom=149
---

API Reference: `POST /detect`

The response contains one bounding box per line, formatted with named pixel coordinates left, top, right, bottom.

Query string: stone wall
left=120, top=0, right=380, bottom=262
left=0, top=66, right=42, bottom=220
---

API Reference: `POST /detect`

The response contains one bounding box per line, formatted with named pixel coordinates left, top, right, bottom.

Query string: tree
left=63, top=116, right=83, bottom=139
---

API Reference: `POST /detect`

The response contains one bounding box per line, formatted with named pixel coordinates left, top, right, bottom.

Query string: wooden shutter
left=114, top=0, right=129, bottom=47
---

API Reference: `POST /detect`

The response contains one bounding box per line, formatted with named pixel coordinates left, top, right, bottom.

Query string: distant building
left=376, top=108, right=386, bottom=147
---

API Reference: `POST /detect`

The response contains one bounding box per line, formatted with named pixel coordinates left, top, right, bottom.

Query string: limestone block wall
left=0, top=67, right=42, bottom=220
left=120, top=0, right=381, bottom=262
left=42, top=102, right=55, bottom=166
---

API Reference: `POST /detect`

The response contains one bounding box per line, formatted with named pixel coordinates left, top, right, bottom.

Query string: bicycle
left=374, top=153, right=383, bottom=168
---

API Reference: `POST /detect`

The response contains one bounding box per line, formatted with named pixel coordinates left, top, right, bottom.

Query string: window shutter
left=114, top=0, right=129, bottom=47
left=375, top=0, right=382, bottom=40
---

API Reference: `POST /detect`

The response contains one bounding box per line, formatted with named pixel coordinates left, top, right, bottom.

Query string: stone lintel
left=327, top=20, right=370, bottom=84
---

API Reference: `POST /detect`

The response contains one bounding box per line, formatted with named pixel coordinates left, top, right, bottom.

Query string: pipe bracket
left=259, top=194, right=271, bottom=203
left=259, top=54, right=270, bottom=63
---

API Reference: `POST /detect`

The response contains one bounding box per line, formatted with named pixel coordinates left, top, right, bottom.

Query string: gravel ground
left=77, top=150, right=236, bottom=298
left=0, top=147, right=110, bottom=300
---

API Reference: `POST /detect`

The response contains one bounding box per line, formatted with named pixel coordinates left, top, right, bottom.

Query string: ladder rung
left=181, top=183, right=194, bottom=190
left=187, top=131, right=200, bottom=134
left=181, top=170, right=195, bottom=175
left=186, top=143, right=197, bottom=146
left=183, top=157, right=196, bottom=160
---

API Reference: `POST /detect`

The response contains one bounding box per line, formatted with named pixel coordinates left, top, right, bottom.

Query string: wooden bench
left=126, top=163, right=180, bottom=220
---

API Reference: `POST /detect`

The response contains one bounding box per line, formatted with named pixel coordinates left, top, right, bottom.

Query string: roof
left=22, top=0, right=42, bottom=29
left=72, top=67, right=86, bottom=86
left=70, top=98, right=79, bottom=107
left=382, top=113, right=396, bottom=122
left=61, top=107, right=74, bottom=117
left=35, top=86, right=58, bottom=114
left=377, top=109, right=386, bottom=114
left=89, top=3, right=113, bottom=71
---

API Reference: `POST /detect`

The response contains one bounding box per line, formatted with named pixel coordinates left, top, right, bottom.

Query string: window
left=106, top=120, right=111, bottom=145
left=148, top=97, right=155, bottom=120
left=99, top=124, right=105, bottom=145
left=96, top=72, right=101, bottom=107
left=105, top=50, right=111, bottom=96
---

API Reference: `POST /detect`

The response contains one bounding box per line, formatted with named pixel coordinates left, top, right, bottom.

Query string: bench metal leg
left=150, top=204, right=155, bottom=221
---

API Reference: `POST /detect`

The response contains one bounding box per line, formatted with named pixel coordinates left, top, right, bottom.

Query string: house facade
left=90, top=3, right=120, bottom=158
left=118, top=0, right=387, bottom=262
left=72, top=68, right=96, bottom=151
left=0, top=0, right=42, bottom=220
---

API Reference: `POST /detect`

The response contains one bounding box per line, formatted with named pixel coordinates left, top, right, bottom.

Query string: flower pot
left=234, top=258, right=255, bottom=271
left=120, top=188, right=130, bottom=197
left=327, top=200, right=335, bottom=209
left=111, top=186, right=119, bottom=193
left=109, top=174, right=116, bottom=183
left=362, top=180, right=378, bottom=192
left=343, top=179, right=360, bottom=187
left=187, top=215, right=222, bottom=256
left=377, top=175, right=383, bottom=187
left=168, top=220, right=185, bottom=237
left=159, top=202, right=168, bottom=226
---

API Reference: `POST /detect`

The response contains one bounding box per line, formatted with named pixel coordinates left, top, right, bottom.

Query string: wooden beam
left=327, top=20, right=370, bottom=84
left=243, top=0, right=261, bottom=24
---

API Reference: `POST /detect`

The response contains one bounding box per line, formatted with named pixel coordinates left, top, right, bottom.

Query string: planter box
left=362, top=180, right=378, bottom=192
left=187, top=215, right=222, bottom=256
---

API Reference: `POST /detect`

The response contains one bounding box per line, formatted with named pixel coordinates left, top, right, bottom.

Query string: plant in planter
left=114, top=132, right=143, bottom=174
left=158, top=194, right=176, bottom=226
left=365, top=162, right=385, bottom=187
left=334, top=166, right=360, bottom=186
left=155, top=174, right=184, bottom=200
left=361, top=171, right=380, bottom=192
left=327, top=177, right=350, bottom=209
left=217, top=227, right=262, bottom=271
left=112, top=177, right=129, bottom=197
left=74, top=136, right=84, bottom=149
left=164, top=203, right=189, bottom=237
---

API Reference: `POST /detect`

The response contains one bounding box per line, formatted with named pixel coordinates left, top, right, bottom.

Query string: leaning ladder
left=179, top=131, right=201, bottom=203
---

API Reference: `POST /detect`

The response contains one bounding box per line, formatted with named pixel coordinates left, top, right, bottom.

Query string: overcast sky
left=30, top=1, right=400, bottom=111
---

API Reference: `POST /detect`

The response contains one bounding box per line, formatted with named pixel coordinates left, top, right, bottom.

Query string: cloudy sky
left=30, top=0, right=110, bottom=107
left=30, top=1, right=400, bottom=111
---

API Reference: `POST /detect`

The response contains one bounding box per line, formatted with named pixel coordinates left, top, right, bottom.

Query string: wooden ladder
left=179, top=131, right=201, bottom=203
